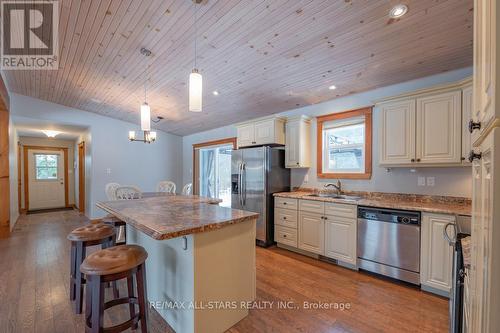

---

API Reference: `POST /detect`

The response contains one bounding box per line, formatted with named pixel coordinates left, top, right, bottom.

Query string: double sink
left=306, top=193, right=362, bottom=201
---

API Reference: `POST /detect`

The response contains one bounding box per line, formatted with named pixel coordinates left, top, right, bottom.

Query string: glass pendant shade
left=140, top=103, right=151, bottom=131
left=189, top=69, right=202, bottom=112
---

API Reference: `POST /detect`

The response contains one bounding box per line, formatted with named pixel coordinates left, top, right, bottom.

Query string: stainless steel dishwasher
left=357, top=207, right=421, bottom=285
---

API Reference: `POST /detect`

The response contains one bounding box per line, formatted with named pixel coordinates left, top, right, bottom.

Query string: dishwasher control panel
left=358, top=207, right=421, bottom=225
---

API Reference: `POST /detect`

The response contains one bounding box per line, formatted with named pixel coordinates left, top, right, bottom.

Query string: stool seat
left=81, top=245, right=148, bottom=276
left=67, top=223, right=115, bottom=242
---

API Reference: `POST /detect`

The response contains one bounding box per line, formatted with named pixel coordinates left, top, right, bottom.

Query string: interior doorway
left=24, top=146, right=68, bottom=211
left=78, top=141, right=85, bottom=213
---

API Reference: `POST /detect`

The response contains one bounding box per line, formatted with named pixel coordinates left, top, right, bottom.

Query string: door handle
left=242, top=163, right=247, bottom=206
left=238, top=163, right=243, bottom=206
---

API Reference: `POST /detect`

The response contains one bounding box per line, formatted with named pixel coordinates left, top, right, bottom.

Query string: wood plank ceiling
left=3, top=0, right=473, bottom=136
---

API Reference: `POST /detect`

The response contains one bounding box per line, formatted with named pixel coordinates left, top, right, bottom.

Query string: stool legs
left=75, top=241, right=86, bottom=314
left=136, top=263, right=148, bottom=333
left=70, top=243, right=76, bottom=301
left=127, top=276, right=137, bottom=330
left=90, top=276, right=104, bottom=333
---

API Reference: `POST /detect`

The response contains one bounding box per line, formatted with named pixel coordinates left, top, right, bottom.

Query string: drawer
left=324, top=202, right=357, bottom=218
left=275, top=225, right=297, bottom=247
left=299, top=199, right=324, bottom=213
left=275, top=197, right=298, bottom=210
left=275, top=208, right=298, bottom=229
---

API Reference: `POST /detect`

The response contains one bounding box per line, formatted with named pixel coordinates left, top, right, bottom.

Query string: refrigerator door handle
left=242, top=163, right=247, bottom=206
left=238, top=163, right=243, bottom=206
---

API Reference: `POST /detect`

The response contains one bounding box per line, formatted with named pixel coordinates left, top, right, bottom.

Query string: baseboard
left=420, top=284, right=450, bottom=298
left=276, top=243, right=320, bottom=259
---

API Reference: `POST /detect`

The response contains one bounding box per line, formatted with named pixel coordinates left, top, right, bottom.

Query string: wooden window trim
left=316, top=107, right=373, bottom=180
left=192, top=137, right=237, bottom=195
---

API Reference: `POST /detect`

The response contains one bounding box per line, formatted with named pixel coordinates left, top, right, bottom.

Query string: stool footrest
left=104, top=296, right=138, bottom=310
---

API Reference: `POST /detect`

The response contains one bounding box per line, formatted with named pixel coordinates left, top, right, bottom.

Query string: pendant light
left=189, top=1, right=202, bottom=112
left=129, top=47, right=158, bottom=143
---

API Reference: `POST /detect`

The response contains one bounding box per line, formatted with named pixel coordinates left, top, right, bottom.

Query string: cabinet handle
left=468, top=151, right=482, bottom=163
left=252, top=141, right=256, bottom=144
left=283, top=217, right=287, bottom=220
left=468, top=120, right=481, bottom=133
left=283, top=234, right=287, bottom=238
left=416, top=158, right=421, bottom=162
left=411, top=159, right=415, bottom=162
left=283, top=202, right=287, bottom=205
left=324, top=216, right=328, bottom=220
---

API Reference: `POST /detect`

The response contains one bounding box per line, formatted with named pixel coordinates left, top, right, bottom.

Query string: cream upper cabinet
left=462, top=85, right=473, bottom=164
left=298, top=210, right=324, bottom=255
left=237, top=123, right=255, bottom=147
left=379, top=99, right=416, bottom=165
left=377, top=79, right=471, bottom=167
left=420, top=213, right=455, bottom=295
left=472, top=0, right=496, bottom=140
left=236, top=116, right=285, bottom=148
left=416, top=91, right=462, bottom=164
left=285, top=116, right=311, bottom=168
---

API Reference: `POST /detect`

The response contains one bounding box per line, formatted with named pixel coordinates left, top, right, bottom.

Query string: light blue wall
left=183, top=68, right=473, bottom=198
left=10, top=94, right=183, bottom=218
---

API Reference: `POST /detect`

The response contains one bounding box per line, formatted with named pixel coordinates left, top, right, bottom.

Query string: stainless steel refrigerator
left=231, top=146, right=290, bottom=247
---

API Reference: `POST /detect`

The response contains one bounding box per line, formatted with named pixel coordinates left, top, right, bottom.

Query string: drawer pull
left=283, top=234, right=287, bottom=238
left=283, top=216, right=287, bottom=220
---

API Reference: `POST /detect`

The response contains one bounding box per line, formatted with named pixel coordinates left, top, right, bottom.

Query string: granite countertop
left=274, top=190, right=472, bottom=216
left=96, top=195, right=259, bottom=240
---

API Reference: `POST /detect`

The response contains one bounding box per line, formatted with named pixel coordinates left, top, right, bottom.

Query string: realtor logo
left=1, top=1, right=59, bottom=70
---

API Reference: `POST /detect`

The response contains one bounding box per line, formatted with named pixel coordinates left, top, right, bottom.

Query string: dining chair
left=181, top=183, right=193, bottom=195
left=156, top=181, right=176, bottom=194
left=105, top=183, right=121, bottom=200
left=115, top=186, right=143, bottom=200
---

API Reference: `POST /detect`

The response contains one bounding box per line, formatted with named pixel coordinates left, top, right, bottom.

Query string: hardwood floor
left=0, top=211, right=448, bottom=332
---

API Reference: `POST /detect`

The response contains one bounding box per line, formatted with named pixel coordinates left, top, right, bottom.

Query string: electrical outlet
left=304, top=174, right=309, bottom=183
left=106, top=168, right=111, bottom=175
left=418, top=176, right=426, bottom=186
left=426, top=177, right=435, bottom=187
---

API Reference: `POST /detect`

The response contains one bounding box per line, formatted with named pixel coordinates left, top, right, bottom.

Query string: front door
left=28, top=149, right=65, bottom=210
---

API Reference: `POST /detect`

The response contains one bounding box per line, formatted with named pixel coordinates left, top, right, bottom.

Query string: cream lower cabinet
left=324, top=216, right=356, bottom=265
left=298, top=211, right=324, bottom=254
left=274, top=198, right=298, bottom=247
left=420, top=212, right=455, bottom=295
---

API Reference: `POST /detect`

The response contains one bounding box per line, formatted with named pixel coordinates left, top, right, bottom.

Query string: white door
left=236, top=123, right=255, bottom=148
left=416, top=91, right=462, bottom=164
left=254, top=119, right=275, bottom=145
left=28, top=150, right=65, bottom=210
left=298, top=211, right=324, bottom=254
left=462, top=85, right=473, bottom=164
left=420, top=213, right=455, bottom=294
left=378, top=99, right=416, bottom=165
left=324, top=216, right=356, bottom=265
left=285, top=120, right=300, bottom=167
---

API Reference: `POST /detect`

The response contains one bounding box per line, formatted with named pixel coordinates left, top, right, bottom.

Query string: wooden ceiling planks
left=3, top=0, right=473, bottom=136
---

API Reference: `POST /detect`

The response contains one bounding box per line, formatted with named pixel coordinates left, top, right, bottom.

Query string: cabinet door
left=237, top=123, right=255, bottom=148
left=462, top=85, right=473, bottom=164
left=324, top=216, right=356, bottom=265
left=416, top=91, right=462, bottom=164
left=379, top=99, right=416, bottom=165
left=473, top=0, right=496, bottom=134
left=470, top=156, right=483, bottom=332
left=254, top=119, right=275, bottom=145
left=298, top=211, right=324, bottom=254
left=285, top=120, right=300, bottom=167
left=421, top=213, right=455, bottom=294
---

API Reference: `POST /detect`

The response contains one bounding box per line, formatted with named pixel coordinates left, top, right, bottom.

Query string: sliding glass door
left=194, top=141, right=234, bottom=207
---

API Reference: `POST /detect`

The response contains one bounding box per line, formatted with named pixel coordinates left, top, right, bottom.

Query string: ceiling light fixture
left=389, top=4, right=408, bottom=18
left=129, top=48, right=157, bottom=144
left=189, top=0, right=203, bottom=112
left=328, top=85, right=337, bottom=90
left=213, top=90, right=219, bottom=96
left=42, top=130, right=61, bottom=138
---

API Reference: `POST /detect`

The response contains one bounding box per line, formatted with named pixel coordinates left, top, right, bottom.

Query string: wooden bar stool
left=101, top=214, right=127, bottom=245
left=68, top=223, right=117, bottom=314
left=81, top=245, right=149, bottom=333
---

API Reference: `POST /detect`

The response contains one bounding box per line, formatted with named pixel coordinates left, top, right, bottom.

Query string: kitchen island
left=96, top=195, right=258, bottom=333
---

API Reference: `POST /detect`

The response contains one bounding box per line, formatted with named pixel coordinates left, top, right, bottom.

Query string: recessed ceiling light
left=389, top=4, right=408, bottom=18
left=90, top=98, right=102, bottom=103
left=328, top=85, right=337, bottom=90
left=42, top=130, right=61, bottom=138
left=213, top=90, right=219, bottom=96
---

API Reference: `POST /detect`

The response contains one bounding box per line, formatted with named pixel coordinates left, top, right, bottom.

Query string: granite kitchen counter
left=96, top=195, right=259, bottom=240
left=274, top=191, right=472, bottom=216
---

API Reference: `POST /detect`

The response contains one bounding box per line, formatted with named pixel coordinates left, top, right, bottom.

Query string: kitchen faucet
left=324, top=180, right=342, bottom=195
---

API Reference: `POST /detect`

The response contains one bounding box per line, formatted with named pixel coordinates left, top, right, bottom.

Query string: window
left=35, top=154, right=59, bottom=180
left=317, top=107, right=372, bottom=179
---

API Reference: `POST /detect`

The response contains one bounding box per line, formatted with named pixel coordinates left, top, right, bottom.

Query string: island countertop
left=96, top=195, right=259, bottom=240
